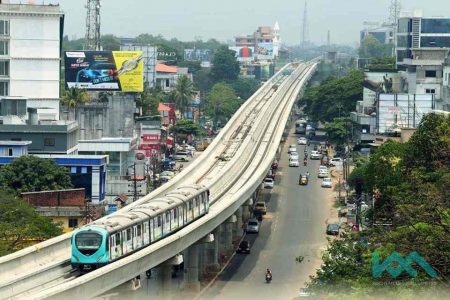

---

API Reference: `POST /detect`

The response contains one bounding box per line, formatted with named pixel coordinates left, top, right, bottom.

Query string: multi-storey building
left=0, top=3, right=64, bottom=119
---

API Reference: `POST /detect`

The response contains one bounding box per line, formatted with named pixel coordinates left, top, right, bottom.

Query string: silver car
left=246, top=219, right=260, bottom=233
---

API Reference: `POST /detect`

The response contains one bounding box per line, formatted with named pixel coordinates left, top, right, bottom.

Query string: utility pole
left=327, top=30, right=331, bottom=48
left=85, top=0, right=101, bottom=50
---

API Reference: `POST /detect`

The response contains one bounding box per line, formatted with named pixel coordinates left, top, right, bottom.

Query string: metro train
left=71, top=184, right=210, bottom=272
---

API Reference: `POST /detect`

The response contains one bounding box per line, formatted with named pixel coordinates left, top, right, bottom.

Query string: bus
left=295, top=119, right=307, bottom=134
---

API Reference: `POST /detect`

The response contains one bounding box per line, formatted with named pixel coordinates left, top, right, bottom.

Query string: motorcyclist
left=303, top=158, right=307, bottom=166
left=266, top=268, right=272, bottom=280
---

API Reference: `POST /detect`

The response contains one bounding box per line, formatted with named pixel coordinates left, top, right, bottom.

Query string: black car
left=236, top=240, right=251, bottom=254
left=326, top=223, right=340, bottom=236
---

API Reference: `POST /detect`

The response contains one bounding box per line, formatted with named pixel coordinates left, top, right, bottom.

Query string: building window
left=426, top=89, right=436, bottom=94
left=0, top=81, right=8, bottom=96
left=70, top=167, right=77, bottom=173
left=425, top=70, right=437, bottom=78
left=0, top=41, right=8, bottom=55
left=81, top=167, right=88, bottom=174
left=44, top=138, right=55, bottom=146
left=0, top=60, right=9, bottom=76
left=165, top=79, right=169, bottom=87
left=0, top=20, right=9, bottom=36
left=68, top=218, right=78, bottom=228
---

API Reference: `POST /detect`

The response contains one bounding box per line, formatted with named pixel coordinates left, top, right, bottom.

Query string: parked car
left=321, top=177, right=332, bottom=188
left=289, top=152, right=299, bottom=160
left=263, top=177, right=274, bottom=189
left=288, top=144, right=297, bottom=153
left=310, top=150, right=321, bottom=160
left=326, top=223, right=340, bottom=236
left=254, top=201, right=267, bottom=215
left=173, top=151, right=190, bottom=161
left=289, top=158, right=299, bottom=167
left=160, top=171, right=175, bottom=179
left=297, top=137, right=307, bottom=145
left=299, top=175, right=308, bottom=185
left=246, top=219, right=260, bottom=234
left=329, top=157, right=343, bottom=167
left=236, top=240, right=251, bottom=253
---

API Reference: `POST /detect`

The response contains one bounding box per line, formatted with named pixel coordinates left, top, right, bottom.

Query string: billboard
left=65, top=51, right=144, bottom=92
left=184, top=49, right=212, bottom=62
left=229, top=46, right=255, bottom=62
left=256, top=43, right=274, bottom=60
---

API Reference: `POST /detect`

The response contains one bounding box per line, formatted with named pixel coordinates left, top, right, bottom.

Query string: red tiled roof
left=156, top=63, right=177, bottom=73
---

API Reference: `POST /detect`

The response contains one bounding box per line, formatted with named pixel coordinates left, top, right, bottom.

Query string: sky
left=44, top=0, right=450, bottom=46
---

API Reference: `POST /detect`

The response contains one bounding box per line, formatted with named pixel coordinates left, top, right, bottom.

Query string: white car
left=329, top=157, right=343, bottom=166
left=318, top=169, right=329, bottom=178
left=289, top=152, right=299, bottom=160
left=306, top=125, right=312, bottom=131
left=310, top=150, right=321, bottom=159
left=318, top=165, right=328, bottom=172
left=321, top=177, right=333, bottom=188
left=263, top=177, right=274, bottom=188
left=160, top=171, right=175, bottom=178
left=246, top=219, right=260, bottom=233
left=288, top=144, right=297, bottom=154
left=297, top=137, right=307, bottom=145
left=289, top=158, right=299, bottom=167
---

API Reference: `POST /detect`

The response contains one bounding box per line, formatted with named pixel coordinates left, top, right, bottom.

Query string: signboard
left=184, top=49, right=211, bottom=62
left=229, top=46, right=255, bottom=62
left=256, top=43, right=274, bottom=60
left=65, top=51, right=144, bottom=92
left=142, top=133, right=160, bottom=143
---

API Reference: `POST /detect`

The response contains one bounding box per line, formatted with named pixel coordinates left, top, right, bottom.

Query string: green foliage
left=367, top=57, right=396, bottom=70
left=172, top=75, right=196, bottom=118
left=302, top=70, right=363, bottom=122
left=359, top=35, right=394, bottom=59
left=101, top=34, right=121, bottom=51
left=0, top=156, right=73, bottom=196
left=205, top=82, right=242, bottom=128
left=230, top=78, right=260, bottom=100
left=311, top=114, right=450, bottom=296
left=325, top=117, right=352, bottom=145
left=171, top=119, right=202, bottom=135
left=137, top=87, right=165, bottom=116
left=61, top=87, right=90, bottom=109
left=193, top=68, right=213, bottom=94
left=0, top=193, right=63, bottom=256
left=211, top=46, right=240, bottom=83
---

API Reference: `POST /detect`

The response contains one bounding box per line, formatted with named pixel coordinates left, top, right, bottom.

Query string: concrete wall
left=22, top=189, right=86, bottom=207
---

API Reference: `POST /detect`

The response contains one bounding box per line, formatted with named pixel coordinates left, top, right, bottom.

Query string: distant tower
left=301, top=1, right=309, bottom=48
left=273, top=21, right=281, bottom=58
left=85, top=0, right=101, bottom=50
left=327, top=30, right=331, bottom=47
left=389, top=0, right=401, bottom=27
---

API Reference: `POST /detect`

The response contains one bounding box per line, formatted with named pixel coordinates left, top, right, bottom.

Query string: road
left=201, top=129, right=335, bottom=300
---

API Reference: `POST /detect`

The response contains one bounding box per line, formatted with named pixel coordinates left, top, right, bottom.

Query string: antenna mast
left=85, top=0, right=101, bottom=50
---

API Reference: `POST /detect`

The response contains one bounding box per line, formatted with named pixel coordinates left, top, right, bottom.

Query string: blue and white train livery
left=71, top=184, right=209, bottom=272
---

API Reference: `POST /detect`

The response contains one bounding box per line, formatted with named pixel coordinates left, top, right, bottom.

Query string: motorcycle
left=265, top=273, right=272, bottom=283
left=303, top=160, right=307, bottom=166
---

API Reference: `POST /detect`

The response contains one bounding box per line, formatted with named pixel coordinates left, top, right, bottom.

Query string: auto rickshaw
left=299, top=175, right=308, bottom=185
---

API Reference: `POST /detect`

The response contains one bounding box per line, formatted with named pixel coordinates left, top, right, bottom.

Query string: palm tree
left=173, top=75, right=196, bottom=119
left=61, top=87, right=90, bottom=120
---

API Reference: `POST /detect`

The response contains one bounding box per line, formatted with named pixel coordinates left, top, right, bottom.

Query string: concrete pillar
left=242, top=198, right=253, bottom=221
left=158, top=264, right=173, bottom=300
left=186, top=244, right=200, bottom=292
left=234, top=207, right=243, bottom=240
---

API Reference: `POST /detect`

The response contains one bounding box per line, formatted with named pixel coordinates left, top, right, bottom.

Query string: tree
left=171, top=119, right=202, bottom=136
left=101, top=34, right=120, bottom=51
left=324, top=117, right=352, bottom=145
left=61, top=87, right=90, bottom=119
left=359, top=35, right=393, bottom=59
left=231, top=78, right=260, bottom=100
left=0, top=156, right=73, bottom=196
left=173, top=75, right=196, bottom=118
left=205, top=82, right=242, bottom=128
left=301, top=70, right=363, bottom=122
left=137, top=87, right=165, bottom=116
left=0, top=193, right=63, bottom=256
left=211, top=46, right=240, bottom=83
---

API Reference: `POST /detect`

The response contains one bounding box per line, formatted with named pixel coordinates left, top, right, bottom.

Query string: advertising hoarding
left=256, top=42, right=274, bottom=60
left=184, top=49, right=212, bottom=62
left=229, top=46, right=255, bottom=62
left=65, top=51, right=144, bottom=92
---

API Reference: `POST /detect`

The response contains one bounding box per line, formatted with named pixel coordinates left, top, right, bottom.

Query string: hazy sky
left=50, top=0, right=450, bottom=46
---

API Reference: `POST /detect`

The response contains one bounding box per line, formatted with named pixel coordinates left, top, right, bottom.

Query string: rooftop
left=0, top=3, right=62, bottom=15
left=0, top=140, right=32, bottom=146
left=78, top=137, right=137, bottom=144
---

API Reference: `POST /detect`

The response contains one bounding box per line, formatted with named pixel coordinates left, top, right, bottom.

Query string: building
left=235, top=24, right=279, bottom=61
left=0, top=108, right=79, bottom=155
left=155, top=63, right=192, bottom=92
left=0, top=140, right=29, bottom=156
left=121, top=42, right=157, bottom=89
left=0, top=3, right=64, bottom=119
left=360, top=26, right=394, bottom=45
left=22, top=189, right=87, bottom=232
left=396, top=11, right=450, bottom=68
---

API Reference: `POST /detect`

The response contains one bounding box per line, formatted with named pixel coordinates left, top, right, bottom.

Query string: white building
left=0, top=2, right=63, bottom=119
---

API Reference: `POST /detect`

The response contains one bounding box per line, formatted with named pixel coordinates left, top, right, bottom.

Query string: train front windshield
left=75, top=232, right=103, bottom=255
